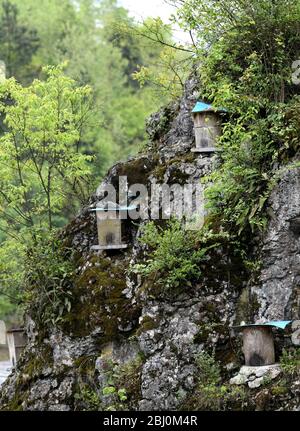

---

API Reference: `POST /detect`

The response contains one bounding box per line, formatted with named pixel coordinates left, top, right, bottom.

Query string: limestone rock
left=230, top=365, right=282, bottom=389
left=230, top=374, right=248, bottom=385
left=291, top=320, right=300, bottom=346
left=252, top=168, right=300, bottom=320
left=292, top=320, right=300, bottom=331
left=291, top=329, right=300, bottom=346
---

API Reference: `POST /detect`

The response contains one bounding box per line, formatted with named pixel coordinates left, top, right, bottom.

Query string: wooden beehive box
left=192, top=101, right=224, bottom=153
left=6, top=328, right=26, bottom=368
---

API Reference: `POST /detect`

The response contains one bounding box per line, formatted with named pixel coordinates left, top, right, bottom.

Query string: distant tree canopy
left=0, top=0, right=39, bottom=82
left=0, top=0, right=177, bottom=170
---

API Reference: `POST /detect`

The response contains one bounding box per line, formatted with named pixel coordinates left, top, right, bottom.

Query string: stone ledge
left=91, top=244, right=128, bottom=251
left=230, top=364, right=282, bottom=388
left=191, top=147, right=217, bottom=153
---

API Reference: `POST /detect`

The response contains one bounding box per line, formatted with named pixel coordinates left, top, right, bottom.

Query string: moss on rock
left=62, top=255, right=141, bottom=340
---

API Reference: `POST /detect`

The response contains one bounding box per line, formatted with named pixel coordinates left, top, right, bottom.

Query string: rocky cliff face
left=253, top=168, right=300, bottom=321
left=0, top=74, right=299, bottom=411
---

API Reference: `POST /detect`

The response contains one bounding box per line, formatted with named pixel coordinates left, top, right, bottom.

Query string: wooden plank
left=242, top=327, right=275, bottom=366
left=0, top=321, right=6, bottom=345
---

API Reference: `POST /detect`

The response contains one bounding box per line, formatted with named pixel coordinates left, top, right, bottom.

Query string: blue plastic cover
left=233, top=320, right=292, bottom=331
left=192, top=101, right=227, bottom=113
left=264, top=321, right=292, bottom=330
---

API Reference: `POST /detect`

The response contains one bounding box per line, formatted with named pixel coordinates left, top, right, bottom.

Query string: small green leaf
left=103, top=386, right=116, bottom=396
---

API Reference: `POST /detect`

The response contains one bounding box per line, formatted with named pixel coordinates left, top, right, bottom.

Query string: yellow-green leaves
left=0, top=65, right=94, bottom=238
left=0, top=65, right=96, bottom=313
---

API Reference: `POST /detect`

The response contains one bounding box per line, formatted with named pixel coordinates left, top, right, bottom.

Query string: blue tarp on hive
left=264, top=321, right=292, bottom=330
left=192, top=101, right=227, bottom=113
left=192, top=101, right=214, bottom=113
left=233, top=320, right=292, bottom=331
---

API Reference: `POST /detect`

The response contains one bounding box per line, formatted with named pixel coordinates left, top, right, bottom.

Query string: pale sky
left=119, top=0, right=175, bottom=22
left=119, top=0, right=190, bottom=43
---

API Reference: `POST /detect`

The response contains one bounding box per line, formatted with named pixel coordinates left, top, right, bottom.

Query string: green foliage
left=173, top=0, right=300, bottom=83
left=8, top=0, right=166, bottom=163
left=76, top=356, right=143, bottom=411
left=97, top=356, right=143, bottom=411
left=133, top=220, right=203, bottom=290
left=168, top=0, right=300, bottom=239
left=75, top=356, right=142, bottom=411
left=182, top=351, right=246, bottom=411
left=74, top=387, right=102, bottom=411
left=117, top=388, right=128, bottom=402
left=196, top=351, right=221, bottom=386
left=0, top=64, right=95, bottom=316
left=132, top=220, right=228, bottom=293
left=0, top=0, right=39, bottom=82
left=112, top=357, right=142, bottom=405
left=102, top=386, right=116, bottom=396
left=261, top=374, right=274, bottom=387
left=204, top=118, right=275, bottom=235
left=0, top=239, right=25, bottom=311
left=129, top=17, right=192, bottom=99
left=271, top=380, right=289, bottom=396
left=23, top=233, right=74, bottom=326
left=0, top=64, right=94, bottom=234
left=280, top=349, right=300, bottom=376
left=102, top=385, right=128, bottom=402
left=203, top=101, right=300, bottom=237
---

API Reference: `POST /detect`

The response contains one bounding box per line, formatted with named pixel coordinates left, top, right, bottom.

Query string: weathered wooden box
left=91, top=202, right=130, bottom=251
left=233, top=321, right=292, bottom=367
left=241, top=326, right=275, bottom=366
left=191, top=102, right=225, bottom=153
left=6, top=329, right=27, bottom=367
